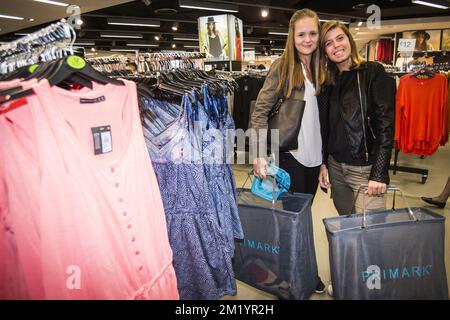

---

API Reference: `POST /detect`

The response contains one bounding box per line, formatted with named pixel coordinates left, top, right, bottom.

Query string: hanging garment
left=0, top=79, right=39, bottom=299
left=395, top=56, right=415, bottom=72
left=232, top=75, right=265, bottom=130
left=395, top=73, right=449, bottom=155
left=0, top=79, right=179, bottom=299
left=201, top=84, right=243, bottom=254
left=140, top=84, right=243, bottom=300
left=376, top=39, right=394, bottom=64
left=235, top=35, right=242, bottom=61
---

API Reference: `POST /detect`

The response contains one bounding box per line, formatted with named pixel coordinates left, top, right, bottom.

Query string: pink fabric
left=0, top=79, right=39, bottom=299
left=0, top=79, right=179, bottom=299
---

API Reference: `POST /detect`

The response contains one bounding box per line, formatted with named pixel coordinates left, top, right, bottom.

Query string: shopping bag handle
left=237, top=171, right=278, bottom=208
left=352, top=184, right=418, bottom=229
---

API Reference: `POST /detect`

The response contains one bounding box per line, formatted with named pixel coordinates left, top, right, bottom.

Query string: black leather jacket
left=318, top=62, right=396, bottom=184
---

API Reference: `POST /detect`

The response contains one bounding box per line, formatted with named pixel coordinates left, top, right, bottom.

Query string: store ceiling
left=0, top=0, right=134, bottom=35
left=1, top=0, right=449, bottom=51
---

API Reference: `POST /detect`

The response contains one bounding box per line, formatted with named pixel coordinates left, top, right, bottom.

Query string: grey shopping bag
left=323, top=185, right=448, bottom=300
left=233, top=178, right=319, bottom=300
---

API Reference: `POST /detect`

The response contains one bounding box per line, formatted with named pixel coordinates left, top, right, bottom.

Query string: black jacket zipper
left=357, top=71, right=369, bottom=161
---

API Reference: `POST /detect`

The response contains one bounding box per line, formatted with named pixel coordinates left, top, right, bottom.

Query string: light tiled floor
left=225, top=143, right=450, bottom=300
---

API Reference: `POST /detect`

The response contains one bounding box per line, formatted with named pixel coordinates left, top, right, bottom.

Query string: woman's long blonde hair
left=276, top=9, right=323, bottom=97
left=320, top=21, right=364, bottom=85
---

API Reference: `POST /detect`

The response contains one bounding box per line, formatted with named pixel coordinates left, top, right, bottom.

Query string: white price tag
left=398, top=38, right=416, bottom=52
left=244, top=50, right=255, bottom=62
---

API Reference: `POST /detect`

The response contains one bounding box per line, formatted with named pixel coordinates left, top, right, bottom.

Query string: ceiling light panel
left=107, top=17, right=160, bottom=27
left=33, top=0, right=69, bottom=7
left=178, top=0, right=238, bottom=13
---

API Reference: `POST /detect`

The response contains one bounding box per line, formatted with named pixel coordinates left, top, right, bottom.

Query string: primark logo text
left=239, top=239, right=280, bottom=255
left=362, top=265, right=432, bottom=290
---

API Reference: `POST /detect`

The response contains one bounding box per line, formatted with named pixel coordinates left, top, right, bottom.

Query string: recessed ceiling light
left=127, top=43, right=159, bottom=47
left=74, top=42, right=95, bottom=46
left=101, top=33, right=143, bottom=39
left=319, top=19, right=350, bottom=24
left=107, top=18, right=160, bottom=28
left=261, top=9, right=269, bottom=18
left=178, top=0, right=239, bottom=13
left=357, top=21, right=363, bottom=27
left=172, top=43, right=176, bottom=48
left=0, top=14, right=24, bottom=20
left=154, top=35, right=160, bottom=41
left=268, top=32, right=288, bottom=36
left=29, top=18, right=35, bottom=22
left=172, top=26, right=178, bottom=31
left=110, top=49, right=138, bottom=52
left=91, top=47, right=96, bottom=52
left=76, top=19, right=83, bottom=25
left=352, top=3, right=371, bottom=10
left=411, top=0, right=449, bottom=9
left=173, top=37, right=199, bottom=41
left=33, top=0, right=69, bottom=7
left=244, top=40, right=260, bottom=44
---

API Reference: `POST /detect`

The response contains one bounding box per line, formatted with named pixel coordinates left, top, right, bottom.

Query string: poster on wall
left=198, top=14, right=243, bottom=62
left=442, top=29, right=450, bottom=51
left=198, top=15, right=229, bottom=61
left=402, top=30, right=441, bottom=51
left=228, top=15, right=243, bottom=61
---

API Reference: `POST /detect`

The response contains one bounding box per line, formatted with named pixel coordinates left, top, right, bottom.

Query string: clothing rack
left=388, top=69, right=429, bottom=184
left=87, top=55, right=137, bottom=78
left=389, top=150, right=429, bottom=184
left=0, top=19, right=76, bottom=75
left=138, top=52, right=205, bottom=74
left=388, top=66, right=450, bottom=184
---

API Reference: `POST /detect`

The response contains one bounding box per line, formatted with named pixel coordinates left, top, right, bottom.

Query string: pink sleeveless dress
left=0, top=79, right=179, bottom=299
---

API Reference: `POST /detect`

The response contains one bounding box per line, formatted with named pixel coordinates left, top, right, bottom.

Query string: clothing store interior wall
left=1, top=0, right=450, bottom=301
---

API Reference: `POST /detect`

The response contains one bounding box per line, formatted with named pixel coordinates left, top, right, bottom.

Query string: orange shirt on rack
left=395, top=73, right=449, bottom=156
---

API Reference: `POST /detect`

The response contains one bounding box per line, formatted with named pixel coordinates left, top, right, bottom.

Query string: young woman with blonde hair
left=251, top=8, right=326, bottom=294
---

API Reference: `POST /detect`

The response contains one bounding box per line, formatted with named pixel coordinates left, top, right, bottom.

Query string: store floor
left=224, top=143, right=450, bottom=300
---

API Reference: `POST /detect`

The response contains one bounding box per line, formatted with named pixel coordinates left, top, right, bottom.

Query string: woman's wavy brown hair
left=320, top=21, right=364, bottom=85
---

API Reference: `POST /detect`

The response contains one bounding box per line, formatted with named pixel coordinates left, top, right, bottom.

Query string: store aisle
left=228, top=142, right=450, bottom=300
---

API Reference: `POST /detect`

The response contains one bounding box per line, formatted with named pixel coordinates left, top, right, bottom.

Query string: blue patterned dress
left=140, top=91, right=241, bottom=300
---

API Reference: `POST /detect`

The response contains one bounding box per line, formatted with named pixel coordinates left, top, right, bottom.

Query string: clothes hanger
left=1, top=55, right=124, bottom=105
left=412, top=65, right=435, bottom=79
left=47, top=55, right=124, bottom=87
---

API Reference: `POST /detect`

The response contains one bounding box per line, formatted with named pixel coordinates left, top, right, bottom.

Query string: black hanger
left=412, top=66, right=435, bottom=79
left=47, top=55, right=124, bottom=87
left=1, top=65, right=32, bottom=81
left=1, top=55, right=126, bottom=106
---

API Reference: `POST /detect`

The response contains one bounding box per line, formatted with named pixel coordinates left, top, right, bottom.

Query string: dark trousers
left=278, top=152, right=321, bottom=199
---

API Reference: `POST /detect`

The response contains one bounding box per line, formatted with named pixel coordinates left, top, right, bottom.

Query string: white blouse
left=289, top=65, right=323, bottom=167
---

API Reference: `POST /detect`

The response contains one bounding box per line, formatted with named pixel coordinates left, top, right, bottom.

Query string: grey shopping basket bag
left=233, top=174, right=319, bottom=300
left=323, top=185, right=448, bottom=300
